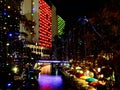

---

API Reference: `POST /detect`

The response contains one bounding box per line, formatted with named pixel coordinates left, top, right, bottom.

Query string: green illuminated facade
left=57, top=15, right=65, bottom=37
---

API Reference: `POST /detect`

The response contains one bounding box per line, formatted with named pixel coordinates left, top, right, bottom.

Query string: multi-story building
left=20, top=0, right=64, bottom=59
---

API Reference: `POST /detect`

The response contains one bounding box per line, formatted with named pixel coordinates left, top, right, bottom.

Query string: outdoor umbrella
left=90, top=81, right=99, bottom=86
left=86, top=77, right=98, bottom=82
left=80, top=76, right=90, bottom=80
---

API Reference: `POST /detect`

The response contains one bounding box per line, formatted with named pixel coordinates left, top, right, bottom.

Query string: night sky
left=44, top=0, right=111, bottom=31
left=50, top=0, right=109, bottom=22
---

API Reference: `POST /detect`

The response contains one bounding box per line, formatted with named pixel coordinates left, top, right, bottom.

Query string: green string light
left=4, top=22, right=7, bottom=25
left=8, top=15, right=10, bottom=17
left=31, top=13, right=34, bottom=16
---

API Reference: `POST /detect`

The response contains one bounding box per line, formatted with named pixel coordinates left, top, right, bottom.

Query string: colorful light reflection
left=38, top=75, right=64, bottom=90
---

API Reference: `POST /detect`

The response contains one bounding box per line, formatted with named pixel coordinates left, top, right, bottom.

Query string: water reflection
left=38, top=63, right=65, bottom=90
left=38, top=75, right=64, bottom=90
left=38, top=63, right=74, bottom=90
left=40, top=63, right=52, bottom=74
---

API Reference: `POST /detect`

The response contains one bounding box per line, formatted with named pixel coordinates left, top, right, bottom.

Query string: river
left=37, top=64, right=74, bottom=90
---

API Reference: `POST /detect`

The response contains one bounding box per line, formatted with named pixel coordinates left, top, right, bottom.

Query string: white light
left=6, top=43, right=10, bottom=46
left=98, top=68, right=101, bottom=72
left=12, top=67, right=19, bottom=73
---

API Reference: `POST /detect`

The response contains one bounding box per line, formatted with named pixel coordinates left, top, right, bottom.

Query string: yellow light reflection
left=40, top=63, right=52, bottom=74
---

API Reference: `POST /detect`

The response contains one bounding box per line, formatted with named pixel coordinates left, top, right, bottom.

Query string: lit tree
left=0, top=0, right=36, bottom=64
left=0, top=0, right=24, bottom=88
left=0, top=0, right=23, bottom=62
left=87, top=0, right=120, bottom=88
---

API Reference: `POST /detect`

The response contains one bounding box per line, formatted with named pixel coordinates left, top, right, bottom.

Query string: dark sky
left=44, top=0, right=111, bottom=31
left=50, top=0, right=108, bottom=23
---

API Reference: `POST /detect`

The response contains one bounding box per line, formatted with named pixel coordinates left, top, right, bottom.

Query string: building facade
left=20, top=0, right=60, bottom=59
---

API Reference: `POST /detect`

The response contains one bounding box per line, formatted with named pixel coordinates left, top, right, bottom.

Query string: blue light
left=36, top=60, right=69, bottom=63
left=14, top=32, right=19, bottom=36
left=8, top=33, right=13, bottom=37
left=78, top=16, right=89, bottom=26
left=3, top=11, right=7, bottom=15
left=78, top=17, right=82, bottom=22
left=6, top=82, right=12, bottom=87
left=32, top=7, right=35, bottom=11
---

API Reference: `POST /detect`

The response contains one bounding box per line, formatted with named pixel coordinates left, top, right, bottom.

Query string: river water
left=38, top=74, right=65, bottom=90
left=37, top=64, right=73, bottom=90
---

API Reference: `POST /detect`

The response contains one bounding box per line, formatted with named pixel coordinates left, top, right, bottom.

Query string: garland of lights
left=0, top=0, right=24, bottom=60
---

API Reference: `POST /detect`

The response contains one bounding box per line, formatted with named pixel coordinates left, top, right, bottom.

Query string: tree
left=0, top=0, right=23, bottom=62
left=87, top=0, right=120, bottom=88
left=52, top=35, right=64, bottom=60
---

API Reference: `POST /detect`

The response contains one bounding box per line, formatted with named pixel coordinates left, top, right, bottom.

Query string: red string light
left=39, top=0, right=52, bottom=48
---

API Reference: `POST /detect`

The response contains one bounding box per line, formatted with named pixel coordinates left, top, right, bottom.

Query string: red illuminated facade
left=39, top=0, right=52, bottom=48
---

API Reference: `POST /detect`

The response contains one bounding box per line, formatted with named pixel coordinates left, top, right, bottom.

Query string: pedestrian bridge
left=36, top=60, right=69, bottom=63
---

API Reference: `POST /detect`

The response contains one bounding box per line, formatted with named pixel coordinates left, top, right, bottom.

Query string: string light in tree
left=0, top=0, right=22, bottom=58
